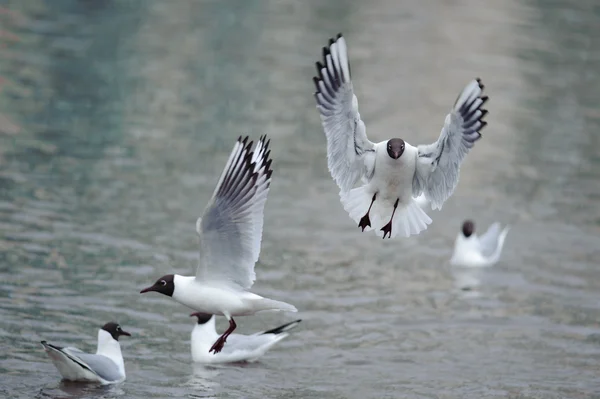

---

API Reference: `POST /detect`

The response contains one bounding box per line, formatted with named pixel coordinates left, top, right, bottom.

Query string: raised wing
left=412, top=79, right=488, bottom=210
left=314, top=33, right=376, bottom=193
left=195, top=136, right=272, bottom=289
left=477, top=222, right=501, bottom=257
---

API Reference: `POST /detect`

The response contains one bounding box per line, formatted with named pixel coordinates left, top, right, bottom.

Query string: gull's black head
left=140, top=274, right=175, bottom=297
left=101, top=322, right=131, bottom=341
left=190, top=312, right=214, bottom=325
left=462, top=220, right=475, bottom=237
left=386, top=138, right=405, bottom=160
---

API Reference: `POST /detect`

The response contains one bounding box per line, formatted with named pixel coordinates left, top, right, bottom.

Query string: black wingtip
left=313, top=76, right=320, bottom=91
left=261, top=319, right=302, bottom=335
left=336, top=33, right=343, bottom=39
left=264, top=153, right=272, bottom=172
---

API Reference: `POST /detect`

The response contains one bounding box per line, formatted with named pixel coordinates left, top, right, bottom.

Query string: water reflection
left=452, top=267, right=484, bottom=299
left=186, top=364, right=221, bottom=397
left=38, top=380, right=125, bottom=399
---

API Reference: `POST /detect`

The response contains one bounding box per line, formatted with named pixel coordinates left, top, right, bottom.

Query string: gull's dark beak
left=140, top=286, right=155, bottom=294
left=393, top=151, right=400, bottom=159
left=120, top=330, right=131, bottom=337
left=190, top=312, right=201, bottom=318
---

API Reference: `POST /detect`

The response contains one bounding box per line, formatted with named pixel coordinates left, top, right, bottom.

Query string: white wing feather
left=413, top=79, right=488, bottom=210
left=314, top=34, right=376, bottom=193
left=195, top=136, right=272, bottom=289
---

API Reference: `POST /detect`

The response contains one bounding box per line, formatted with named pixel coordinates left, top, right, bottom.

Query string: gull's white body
left=191, top=316, right=301, bottom=364
left=142, top=136, right=296, bottom=335
left=450, top=223, right=510, bottom=267
left=172, top=276, right=295, bottom=316
left=341, top=142, right=432, bottom=238
left=41, top=330, right=126, bottom=384
left=314, top=34, right=488, bottom=239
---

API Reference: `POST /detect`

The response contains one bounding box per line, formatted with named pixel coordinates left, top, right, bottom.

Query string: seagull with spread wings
left=450, top=220, right=510, bottom=267
left=140, top=136, right=297, bottom=354
left=313, top=34, right=489, bottom=239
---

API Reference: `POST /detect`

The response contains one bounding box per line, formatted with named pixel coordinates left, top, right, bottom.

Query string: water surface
left=1, top=0, right=600, bottom=398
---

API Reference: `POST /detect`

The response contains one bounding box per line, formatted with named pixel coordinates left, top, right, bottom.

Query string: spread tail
left=341, top=187, right=432, bottom=238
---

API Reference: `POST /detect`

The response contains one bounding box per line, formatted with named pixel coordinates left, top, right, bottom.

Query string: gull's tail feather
left=260, top=319, right=302, bottom=335
left=340, top=188, right=432, bottom=238
left=374, top=198, right=432, bottom=239
left=254, top=298, right=298, bottom=313
left=414, top=193, right=430, bottom=210
left=340, top=186, right=376, bottom=232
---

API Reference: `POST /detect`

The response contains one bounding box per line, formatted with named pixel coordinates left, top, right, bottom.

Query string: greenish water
left=1, top=0, right=599, bottom=398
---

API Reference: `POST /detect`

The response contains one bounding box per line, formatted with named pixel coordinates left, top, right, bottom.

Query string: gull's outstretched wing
left=477, top=223, right=510, bottom=262
left=195, top=136, right=272, bottom=289
left=412, top=79, right=488, bottom=210
left=477, top=222, right=501, bottom=258
left=314, top=33, right=376, bottom=193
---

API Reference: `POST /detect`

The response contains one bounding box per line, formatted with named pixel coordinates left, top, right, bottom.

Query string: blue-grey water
left=1, top=0, right=600, bottom=398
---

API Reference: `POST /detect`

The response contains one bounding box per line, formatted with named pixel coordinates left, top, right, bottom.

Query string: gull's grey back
left=66, top=351, right=122, bottom=382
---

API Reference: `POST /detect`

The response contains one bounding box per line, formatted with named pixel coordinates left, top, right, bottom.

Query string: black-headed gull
left=140, top=136, right=297, bottom=354
left=189, top=312, right=301, bottom=364
left=41, top=322, right=130, bottom=384
left=450, top=220, right=510, bottom=267
left=313, top=33, right=489, bottom=239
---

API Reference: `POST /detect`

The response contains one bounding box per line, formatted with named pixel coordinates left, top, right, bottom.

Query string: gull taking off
left=313, top=33, right=489, bottom=239
left=140, top=136, right=297, bottom=354
left=450, top=220, right=510, bottom=267
left=190, top=312, right=301, bottom=364
left=41, top=322, right=130, bottom=384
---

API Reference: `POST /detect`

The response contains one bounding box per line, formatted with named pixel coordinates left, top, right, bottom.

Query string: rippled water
left=1, top=0, right=600, bottom=398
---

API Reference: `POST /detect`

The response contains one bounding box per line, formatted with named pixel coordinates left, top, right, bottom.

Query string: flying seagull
left=313, top=33, right=488, bottom=239
left=140, top=136, right=297, bottom=354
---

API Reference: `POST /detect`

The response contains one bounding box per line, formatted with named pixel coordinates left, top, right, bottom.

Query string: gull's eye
left=160, top=280, right=167, bottom=286
left=117, top=326, right=122, bottom=332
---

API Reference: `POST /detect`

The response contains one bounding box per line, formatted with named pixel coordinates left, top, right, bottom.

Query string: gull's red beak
left=140, top=286, right=154, bottom=294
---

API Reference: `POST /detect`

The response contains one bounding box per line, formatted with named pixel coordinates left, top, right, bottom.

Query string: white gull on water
left=190, top=312, right=301, bottom=364
left=41, top=322, right=130, bottom=384
left=313, top=33, right=489, bottom=239
left=140, top=135, right=297, bottom=354
left=450, top=220, right=510, bottom=267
